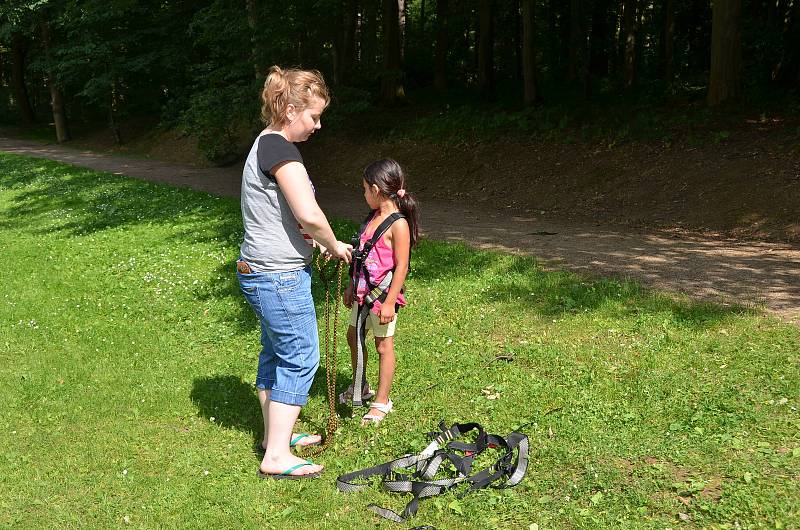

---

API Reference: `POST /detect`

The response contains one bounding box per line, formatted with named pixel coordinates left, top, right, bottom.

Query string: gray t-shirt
left=239, top=132, right=314, bottom=272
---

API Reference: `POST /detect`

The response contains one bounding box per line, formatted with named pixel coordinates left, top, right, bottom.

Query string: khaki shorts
left=349, top=304, right=397, bottom=338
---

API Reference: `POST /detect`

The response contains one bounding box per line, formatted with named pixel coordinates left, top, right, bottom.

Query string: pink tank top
left=354, top=216, right=407, bottom=315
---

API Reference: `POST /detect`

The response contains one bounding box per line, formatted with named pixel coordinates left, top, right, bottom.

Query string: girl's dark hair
left=363, top=158, right=420, bottom=247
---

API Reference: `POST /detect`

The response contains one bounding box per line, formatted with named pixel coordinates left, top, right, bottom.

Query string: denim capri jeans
left=237, top=265, right=319, bottom=406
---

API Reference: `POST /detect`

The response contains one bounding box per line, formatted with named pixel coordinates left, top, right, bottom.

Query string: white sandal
left=338, top=382, right=375, bottom=405
left=361, top=400, right=393, bottom=425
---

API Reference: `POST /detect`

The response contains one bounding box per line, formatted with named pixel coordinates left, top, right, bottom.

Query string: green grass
left=1, top=153, right=799, bottom=529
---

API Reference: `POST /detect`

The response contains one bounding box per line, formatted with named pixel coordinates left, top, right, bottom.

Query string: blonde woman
left=237, top=66, right=351, bottom=479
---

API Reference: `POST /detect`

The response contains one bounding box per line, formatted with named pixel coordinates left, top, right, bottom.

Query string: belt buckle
left=236, top=260, right=252, bottom=274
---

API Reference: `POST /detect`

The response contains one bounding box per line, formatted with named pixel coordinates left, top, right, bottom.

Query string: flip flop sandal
left=290, top=433, right=322, bottom=448
left=361, top=400, right=393, bottom=425
left=257, top=460, right=322, bottom=480
left=254, top=433, right=322, bottom=453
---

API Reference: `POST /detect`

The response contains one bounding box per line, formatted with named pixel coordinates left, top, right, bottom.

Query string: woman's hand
left=328, top=240, right=353, bottom=263
left=379, top=302, right=395, bottom=325
left=343, top=284, right=354, bottom=308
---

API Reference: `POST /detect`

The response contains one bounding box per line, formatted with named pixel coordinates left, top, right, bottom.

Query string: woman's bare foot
left=259, top=453, right=323, bottom=477
left=259, top=432, right=321, bottom=451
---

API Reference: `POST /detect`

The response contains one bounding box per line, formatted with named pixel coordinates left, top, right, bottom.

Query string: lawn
left=1, top=152, right=798, bottom=529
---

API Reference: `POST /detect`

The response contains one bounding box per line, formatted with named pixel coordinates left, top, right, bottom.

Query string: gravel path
left=2, top=136, right=798, bottom=324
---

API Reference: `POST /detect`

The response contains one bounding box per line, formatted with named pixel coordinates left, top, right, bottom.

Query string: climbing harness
left=305, top=251, right=344, bottom=456
left=336, top=421, right=529, bottom=523
left=348, top=210, right=406, bottom=408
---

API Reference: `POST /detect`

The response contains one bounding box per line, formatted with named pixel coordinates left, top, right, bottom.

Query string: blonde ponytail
left=260, top=65, right=330, bottom=127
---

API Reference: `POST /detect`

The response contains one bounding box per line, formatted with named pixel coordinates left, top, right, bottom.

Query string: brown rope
left=305, top=253, right=344, bottom=456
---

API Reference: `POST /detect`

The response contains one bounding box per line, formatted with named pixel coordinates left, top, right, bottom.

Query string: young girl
left=341, top=159, right=420, bottom=425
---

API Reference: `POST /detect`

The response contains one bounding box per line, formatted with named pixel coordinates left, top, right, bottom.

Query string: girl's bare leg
left=366, top=336, right=395, bottom=419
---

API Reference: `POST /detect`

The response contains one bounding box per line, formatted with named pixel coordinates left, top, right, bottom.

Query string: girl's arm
left=379, top=219, right=411, bottom=324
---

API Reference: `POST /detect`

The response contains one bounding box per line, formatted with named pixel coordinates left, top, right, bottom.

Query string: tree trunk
left=663, top=0, right=675, bottom=82
left=109, top=81, right=122, bottom=145
left=766, top=0, right=785, bottom=29
left=477, top=0, right=494, bottom=97
left=336, top=0, right=358, bottom=85
left=48, top=82, right=69, bottom=143
left=381, top=0, right=404, bottom=104
left=589, top=0, right=611, bottom=79
left=707, top=0, right=742, bottom=105
left=522, top=0, right=538, bottom=104
left=568, top=0, right=588, bottom=91
left=10, top=33, right=36, bottom=124
left=361, top=0, right=378, bottom=71
left=434, top=0, right=448, bottom=92
left=773, top=0, right=800, bottom=86
left=245, top=0, right=262, bottom=79
left=546, top=0, right=566, bottom=80
left=622, top=0, right=638, bottom=89
left=399, top=0, right=407, bottom=60
left=40, top=21, right=70, bottom=142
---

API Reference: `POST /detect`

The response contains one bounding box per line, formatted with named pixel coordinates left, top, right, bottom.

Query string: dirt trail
left=2, top=136, right=798, bottom=324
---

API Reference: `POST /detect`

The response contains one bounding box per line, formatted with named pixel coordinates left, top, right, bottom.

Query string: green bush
left=179, top=84, right=256, bottom=165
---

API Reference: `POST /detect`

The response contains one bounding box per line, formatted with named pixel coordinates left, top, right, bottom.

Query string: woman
left=237, top=66, right=351, bottom=479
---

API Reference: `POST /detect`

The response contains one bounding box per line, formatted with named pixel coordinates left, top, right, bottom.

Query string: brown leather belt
left=236, top=260, right=253, bottom=274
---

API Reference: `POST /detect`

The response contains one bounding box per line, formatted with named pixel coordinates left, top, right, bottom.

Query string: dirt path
left=2, top=136, right=798, bottom=324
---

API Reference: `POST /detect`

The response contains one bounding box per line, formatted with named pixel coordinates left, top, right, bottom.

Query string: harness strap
left=336, top=422, right=530, bottom=523
left=352, top=303, right=370, bottom=407
left=350, top=211, right=406, bottom=308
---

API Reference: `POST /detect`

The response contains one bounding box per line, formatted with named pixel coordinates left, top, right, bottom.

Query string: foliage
left=1, top=0, right=798, bottom=158
left=1, top=153, right=799, bottom=528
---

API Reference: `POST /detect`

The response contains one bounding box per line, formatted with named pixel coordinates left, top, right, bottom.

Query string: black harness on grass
left=336, top=421, right=530, bottom=523
left=348, top=210, right=406, bottom=407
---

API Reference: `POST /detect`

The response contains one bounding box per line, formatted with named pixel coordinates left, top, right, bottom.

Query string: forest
left=1, top=0, right=798, bottom=163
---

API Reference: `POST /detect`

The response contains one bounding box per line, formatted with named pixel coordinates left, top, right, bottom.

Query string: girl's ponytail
left=397, top=193, right=420, bottom=248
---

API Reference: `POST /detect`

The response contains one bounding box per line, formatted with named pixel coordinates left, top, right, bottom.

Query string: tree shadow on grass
left=190, top=370, right=356, bottom=453
left=0, top=154, right=753, bottom=335
left=411, top=241, right=753, bottom=329
left=0, top=156, right=241, bottom=244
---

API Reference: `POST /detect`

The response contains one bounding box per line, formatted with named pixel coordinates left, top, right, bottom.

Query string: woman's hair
left=260, top=66, right=330, bottom=127
left=363, top=158, right=420, bottom=248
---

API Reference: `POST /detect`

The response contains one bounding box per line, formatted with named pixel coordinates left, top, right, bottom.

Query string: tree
left=622, top=0, right=638, bottom=89
left=773, top=0, right=800, bottom=86
left=477, top=0, right=494, bottom=97
left=10, top=32, right=35, bottom=123
left=434, top=0, right=448, bottom=92
left=589, top=0, right=612, bottom=81
left=381, top=0, right=404, bottom=104
left=361, top=0, right=379, bottom=74
left=245, top=0, right=262, bottom=79
left=521, top=0, right=537, bottom=104
left=335, top=0, right=358, bottom=85
left=568, top=0, right=588, bottom=93
left=662, top=0, right=675, bottom=82
left=40, top=16, right=69, bottom=142
left=707, top=0, right=742, bottom=105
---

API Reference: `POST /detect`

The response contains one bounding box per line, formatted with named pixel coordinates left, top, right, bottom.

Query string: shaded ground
left=1, top=135, right=798, bottom=323
left=303, top=122, right=800, bottom=242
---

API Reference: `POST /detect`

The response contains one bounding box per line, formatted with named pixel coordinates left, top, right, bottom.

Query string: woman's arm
left=273, top=161, right=350, bottom=260
left=379, top=219, right=410, bottom=324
